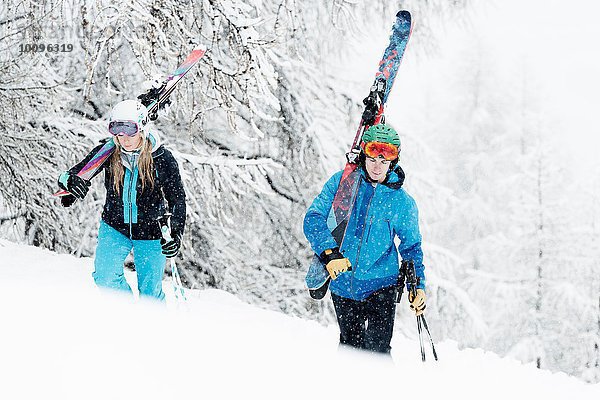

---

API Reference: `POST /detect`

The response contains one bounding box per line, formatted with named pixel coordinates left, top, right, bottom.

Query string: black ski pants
left=331, top=286, right=397, bottom=354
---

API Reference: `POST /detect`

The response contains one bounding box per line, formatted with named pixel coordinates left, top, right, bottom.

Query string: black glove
left=60, top=194, right=76, bottom=208
left=59, top=174, right=90, bottom=200
left=138, top=83, right=171, bottom=121
left=161, top=233, right=181, bottom=258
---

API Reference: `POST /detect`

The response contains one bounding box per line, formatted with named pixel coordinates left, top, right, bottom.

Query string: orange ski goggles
left=363, top=141, right=399, bottom=161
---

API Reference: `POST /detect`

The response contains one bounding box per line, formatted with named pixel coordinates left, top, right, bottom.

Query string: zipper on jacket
left=351, top=182, right=377, bottom=298
left=127, top=168, right=135, bottom=238
left=365, top=216, right=375, bottom=243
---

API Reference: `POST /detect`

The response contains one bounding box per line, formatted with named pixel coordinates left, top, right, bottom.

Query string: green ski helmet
left=361, top=123, right=401, bottom=149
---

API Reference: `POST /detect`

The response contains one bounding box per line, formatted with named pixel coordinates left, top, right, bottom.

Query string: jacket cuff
left=57, top=171, right=70, bottom=191
left=319, top=247, right=344, bottom=264
left=313, top=237, right=338, bottom=258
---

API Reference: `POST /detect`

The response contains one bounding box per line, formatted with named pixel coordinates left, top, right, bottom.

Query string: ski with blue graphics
left=53, top=46, right=206, bottom=197
left=305, top=10, right=413, bottom=299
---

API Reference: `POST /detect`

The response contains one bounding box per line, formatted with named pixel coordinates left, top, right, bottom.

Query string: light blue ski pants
left=93, top=220, right=166, bottom=301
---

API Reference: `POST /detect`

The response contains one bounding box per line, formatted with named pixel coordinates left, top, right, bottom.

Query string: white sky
left=479, top=0, right=600, bottom=163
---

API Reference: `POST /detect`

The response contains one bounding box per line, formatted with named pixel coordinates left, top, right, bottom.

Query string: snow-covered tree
left=0, top=0, right=471, bottom=322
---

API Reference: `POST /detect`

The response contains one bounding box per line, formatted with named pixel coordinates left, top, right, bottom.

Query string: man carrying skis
left=303, top=123, right=426, bottom=354
left=57, top=100, right=186, bottom=300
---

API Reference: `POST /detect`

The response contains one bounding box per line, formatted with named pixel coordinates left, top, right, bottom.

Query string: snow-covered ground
left=0, top=239, right=597, bottom=400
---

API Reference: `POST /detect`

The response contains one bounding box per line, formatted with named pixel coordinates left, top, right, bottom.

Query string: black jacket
left=65, top=138, right=186, bottom=240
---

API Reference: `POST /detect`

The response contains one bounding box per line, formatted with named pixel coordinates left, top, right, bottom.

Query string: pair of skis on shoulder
left=53, top=46, right=206, bottom=197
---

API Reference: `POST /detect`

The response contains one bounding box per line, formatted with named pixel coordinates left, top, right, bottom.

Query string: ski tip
left=396, top=10, right=411, bottom=20
left=192, top=45, right=207, bottom=53
left=308, top=279, right=331, bottom=300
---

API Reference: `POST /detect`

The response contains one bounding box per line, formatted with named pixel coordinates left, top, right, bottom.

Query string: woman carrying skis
left=57, top=99, right=186, bottom=300
left=303, top=123, right=426, bottom=354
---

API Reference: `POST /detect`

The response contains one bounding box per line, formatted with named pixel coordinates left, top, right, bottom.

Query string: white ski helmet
left=109, top=100, right=149, bottom=133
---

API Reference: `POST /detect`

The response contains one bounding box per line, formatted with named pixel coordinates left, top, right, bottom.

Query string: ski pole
left=405, top=260, right=438, bottom=362
left=416, top=314, right=426, bottom=362
left=157, top=213, right=187, bottom=303
left=395, top=260, right=408, bottom=303
left=170, top=258, right=187, bottom=302
left=420, top=314, right=438, bottom=361
left=398, top=261, right=425, bottom=361
left=407, top=267, right=426, bottom=362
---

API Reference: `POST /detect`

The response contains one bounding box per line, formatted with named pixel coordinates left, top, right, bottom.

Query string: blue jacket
left=303, top=168, right=425, bottom=300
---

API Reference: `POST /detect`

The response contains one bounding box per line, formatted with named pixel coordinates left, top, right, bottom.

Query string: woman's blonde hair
left=110, top=138, right=155, bottom=194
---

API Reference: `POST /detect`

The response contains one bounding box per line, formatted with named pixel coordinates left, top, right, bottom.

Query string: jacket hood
left=383, top=165, right=405, bottom=189
left=147, top=129, right=162, bottom=153
left=360, top=164, right=405, bottom=190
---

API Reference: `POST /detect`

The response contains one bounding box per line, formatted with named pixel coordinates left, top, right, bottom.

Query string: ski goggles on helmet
left=108, top=120, right=140, bottom=137
left=363, top=141, right=399, bottom=161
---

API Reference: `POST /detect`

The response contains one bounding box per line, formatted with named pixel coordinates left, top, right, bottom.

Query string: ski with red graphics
left=306, top=11, right=413, bottom=299
left=54, top=46, right=206, bottom=197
